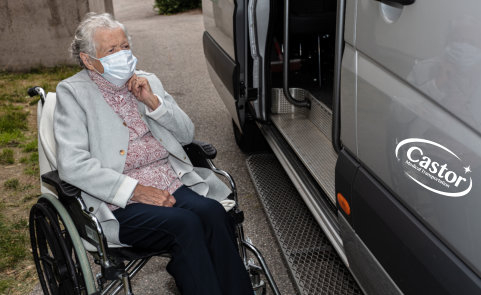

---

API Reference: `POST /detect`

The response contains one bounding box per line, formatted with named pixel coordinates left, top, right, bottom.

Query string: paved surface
left=31, top=1, right=297, bottom=294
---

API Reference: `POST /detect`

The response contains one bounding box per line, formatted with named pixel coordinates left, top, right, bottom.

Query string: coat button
left=183, top=156, right=186, bottom=160
left=123, top=121, right=127, bottom=127
left=178, top=172, right=181, bottom=176
left=88, top=207, right=94, bottom=212
left=120, top=150, right=125, bottom=155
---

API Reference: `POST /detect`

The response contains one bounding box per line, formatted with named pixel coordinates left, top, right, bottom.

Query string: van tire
left=232, top=119, right=268, bottom=153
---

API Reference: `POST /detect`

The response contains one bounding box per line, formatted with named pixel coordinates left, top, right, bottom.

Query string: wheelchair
left=27, top=86, right=280, bottom=295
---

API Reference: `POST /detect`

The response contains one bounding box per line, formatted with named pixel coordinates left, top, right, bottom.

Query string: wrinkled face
left=80, top=27, right=130, bottom=73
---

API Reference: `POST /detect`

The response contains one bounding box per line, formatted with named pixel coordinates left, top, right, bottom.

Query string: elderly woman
left=54, top=12, right=252, bottom=295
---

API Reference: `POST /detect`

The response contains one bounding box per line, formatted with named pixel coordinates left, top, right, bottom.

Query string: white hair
left=70, top=12, right=132, bottom=68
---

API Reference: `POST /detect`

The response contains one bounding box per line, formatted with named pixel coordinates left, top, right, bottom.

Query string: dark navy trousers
left=113, top=186, right=252, bottom=295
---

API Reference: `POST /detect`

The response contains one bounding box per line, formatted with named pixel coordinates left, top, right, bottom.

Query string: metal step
left=246, top=154, right=362, bottom=295
left=270, top=88, right=337, bottom=204
left=270, top=114, right=337, bottom=204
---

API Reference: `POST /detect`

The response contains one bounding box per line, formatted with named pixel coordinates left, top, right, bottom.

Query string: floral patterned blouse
left=89, top=71, right=183, bottom=211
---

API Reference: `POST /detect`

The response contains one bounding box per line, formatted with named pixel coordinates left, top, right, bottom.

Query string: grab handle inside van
left=282, top=0, right=311, bottom=109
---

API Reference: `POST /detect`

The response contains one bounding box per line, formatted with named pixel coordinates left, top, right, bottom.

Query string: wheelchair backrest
left=37, top=92, right=112, bottom=251
left=38, top=92, right=58, bottom=195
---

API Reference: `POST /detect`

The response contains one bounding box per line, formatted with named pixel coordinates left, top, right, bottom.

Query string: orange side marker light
left=337, top=193, right=351, bottom=216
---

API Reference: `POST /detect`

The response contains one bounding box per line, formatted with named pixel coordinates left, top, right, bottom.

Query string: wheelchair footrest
left=108, top=247, right=169, bottom=261
left=102, top=261, right=127, bottom=281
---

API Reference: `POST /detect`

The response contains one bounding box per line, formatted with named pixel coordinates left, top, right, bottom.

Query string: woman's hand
left=131, top=184, right=176, bottom=207
left=128, top=74, right=160, bottom=111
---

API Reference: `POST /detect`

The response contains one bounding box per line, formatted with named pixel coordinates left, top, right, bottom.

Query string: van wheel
left=232, top=119, right=268, bottom=153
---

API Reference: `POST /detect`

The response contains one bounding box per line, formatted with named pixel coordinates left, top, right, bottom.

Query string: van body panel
left=202, top=0, right=236, bottom=60
left=356, top=0, right=481, bottom=131
left=351, top=157, right=481, bottom=294
left=340, top=44, right=358, bottom=155
left=344, top=0, right=357, bottom=46
left=203, top=32, right=239, bottom=128
left=356, top=47, right=481, bottom=276
left=355, top=0, right=481, bottom=276
left=202, top=0, right=239, bottom=127
left=203, top=32, right=236, bottom=98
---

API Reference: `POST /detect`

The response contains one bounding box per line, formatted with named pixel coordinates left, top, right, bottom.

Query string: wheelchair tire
left=29, top=200, right=88, bottom=295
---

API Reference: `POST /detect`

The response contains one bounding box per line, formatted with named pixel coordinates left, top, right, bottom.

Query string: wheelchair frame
left=28, top=86, right=280, bottom=295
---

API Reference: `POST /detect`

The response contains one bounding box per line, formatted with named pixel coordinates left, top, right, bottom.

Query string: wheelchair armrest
left=184, top=140, right=217, bottom=159
left=41, top=170, right=81, bottom=199
left=183, top=140, right=217, bottom=168
left=41, top=170, right=110, bottom=258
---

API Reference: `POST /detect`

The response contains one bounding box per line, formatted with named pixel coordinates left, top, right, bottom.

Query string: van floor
left=267, top=87, right=337, bottom=203
left=270, top=113, right=337, bottom=203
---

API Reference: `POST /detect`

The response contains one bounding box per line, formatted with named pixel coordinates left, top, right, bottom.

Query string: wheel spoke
left=39, top=254, right=55, bottom=267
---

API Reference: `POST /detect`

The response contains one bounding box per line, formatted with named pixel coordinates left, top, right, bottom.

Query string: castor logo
left=395, top=138, right=472, bottom=197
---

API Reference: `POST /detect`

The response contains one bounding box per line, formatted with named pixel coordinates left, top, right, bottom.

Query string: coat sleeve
left=54, top=81, right=138, bottom=208
left=141, top=73, right=195, bottom=145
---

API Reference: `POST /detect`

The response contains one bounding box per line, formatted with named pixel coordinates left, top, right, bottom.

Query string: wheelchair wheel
left=29, top=201, right=87, bottom=295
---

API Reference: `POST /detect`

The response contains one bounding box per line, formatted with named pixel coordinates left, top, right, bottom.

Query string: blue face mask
left=91, top=50, right=138, bottom=86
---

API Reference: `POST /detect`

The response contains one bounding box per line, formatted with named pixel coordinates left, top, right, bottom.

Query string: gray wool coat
left=54, top=69, right=231, bottom=245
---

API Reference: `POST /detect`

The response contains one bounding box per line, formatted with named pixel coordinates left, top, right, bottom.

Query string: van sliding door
left=202, top=0, right=249, bottom=128
left=355, top=0, right=481, bottom=291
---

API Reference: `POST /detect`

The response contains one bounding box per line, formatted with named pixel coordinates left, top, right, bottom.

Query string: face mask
left=90, top=50, right=138, bottom=86
left=445, top=42, right=481, bottom=72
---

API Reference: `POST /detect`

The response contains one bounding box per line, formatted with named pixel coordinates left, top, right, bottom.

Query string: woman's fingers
left=129, top=77, right=154, bottom=103
left=131, top=185, right=176, bottom=207
left=168, top=194, right=176, bottom=206
left=132, top=78, right=141, bottom=97
left=160, top=190, right=176, bottom=207
left=128, top=76, right=142, bottom=97
left=127, top=74, right=137, bottom=91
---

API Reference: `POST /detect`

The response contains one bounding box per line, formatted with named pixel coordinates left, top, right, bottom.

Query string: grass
left=0, top=65, right=80, bottom=103
left=0, top=279, right=15, bottom=294
left=0, top=216, right=32, bottom=295
left=0, top=130, right=25, bottom=147
left=0, top=65, right=81, bottom=295
left=0, top=149, right=14, bottom=164
left=4, top=178, right=20, bottom=190
left=22, top=139, right=37, bottom=153
left=20, top=152, right=39, bottom=176
left=0, top=66, right=79, bottom=149
left=0, top=217, right=29, bottom=272
left=0, top=111, right=28, bottom=133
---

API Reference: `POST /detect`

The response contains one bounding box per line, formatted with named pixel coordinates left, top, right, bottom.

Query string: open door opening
left=268, top=0, right=337, bottom=110
left=251, top=0, right=340, bottom=205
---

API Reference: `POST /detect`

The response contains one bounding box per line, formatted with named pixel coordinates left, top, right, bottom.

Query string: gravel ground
left=31, top=1, right=297, bottom=294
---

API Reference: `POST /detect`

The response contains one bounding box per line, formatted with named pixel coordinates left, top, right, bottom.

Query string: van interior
left=268, top=0, right=337, bottom=109
left=252, top=0, right=339, bottom=205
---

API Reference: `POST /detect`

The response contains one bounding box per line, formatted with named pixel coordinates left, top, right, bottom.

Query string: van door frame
left=234, top=0, right=249, bottom=128
left=332, top=0, right=345, bottom=153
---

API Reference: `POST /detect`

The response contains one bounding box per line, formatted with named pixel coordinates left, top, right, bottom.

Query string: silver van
left=202, top=0, right=481, bottom=294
